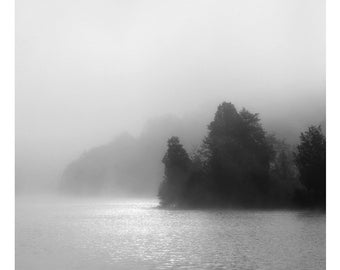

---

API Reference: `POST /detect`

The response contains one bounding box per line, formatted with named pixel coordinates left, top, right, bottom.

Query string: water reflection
left=16, top=198, right=325, bottom=270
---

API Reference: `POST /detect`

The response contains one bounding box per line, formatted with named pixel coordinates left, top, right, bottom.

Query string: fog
left=16, top=0, right=325, bottom=194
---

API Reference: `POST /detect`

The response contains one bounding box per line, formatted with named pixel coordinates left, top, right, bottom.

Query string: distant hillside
left=60, top=115, right=206, bottom=196
left=60, top=109, right=325, bottom=197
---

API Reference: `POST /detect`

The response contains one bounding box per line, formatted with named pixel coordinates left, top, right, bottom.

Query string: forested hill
left=60, top=102, right=325, bottom=198
left=60, top=115, right=206, bottom=196
left=158, top=102, right=326, bottom=209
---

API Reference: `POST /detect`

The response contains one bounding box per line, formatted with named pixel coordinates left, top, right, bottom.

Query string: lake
left=16, top=197, right=325, bottom=270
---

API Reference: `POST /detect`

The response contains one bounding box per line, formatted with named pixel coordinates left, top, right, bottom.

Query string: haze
left=16, top=0, right=325, bottom=194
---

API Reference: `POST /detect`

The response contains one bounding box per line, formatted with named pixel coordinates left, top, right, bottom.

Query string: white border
left=1, top=0, right=337, bottom=269
left=0, top=0, right=15, bottom=269
left=326, top=0, right=340, bottom=269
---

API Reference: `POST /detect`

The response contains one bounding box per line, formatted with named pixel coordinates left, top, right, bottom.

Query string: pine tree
left=158, top=137, right=191, bottom=207
left=203, top=102, right=273, bottom=206
left=295, top=125, right=326, bottom=207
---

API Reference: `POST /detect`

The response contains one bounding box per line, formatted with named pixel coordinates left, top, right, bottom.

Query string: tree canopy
left=158, top=137, right=191, bottom=207
left=158, top=102, right=326, bottom=209
left=294, top=125, right=326, bottom=208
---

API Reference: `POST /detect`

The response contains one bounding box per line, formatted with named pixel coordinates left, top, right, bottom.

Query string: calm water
left=16, top=198, right=325, bottom=270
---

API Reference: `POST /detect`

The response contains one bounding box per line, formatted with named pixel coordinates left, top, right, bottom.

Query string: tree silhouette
left=202, top=102, right=274, bottom=206
left=295, top=125, right=326, bottom=207
left=158, top=136, right=191, bottom=207
left=157, top=102, right=325, bottom=209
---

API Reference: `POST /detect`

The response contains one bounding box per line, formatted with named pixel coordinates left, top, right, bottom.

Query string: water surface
left=16, top=198, right=325, bottom=270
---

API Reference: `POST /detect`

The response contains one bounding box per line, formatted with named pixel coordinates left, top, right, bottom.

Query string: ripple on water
left=16, top=199, right=326, bottom=270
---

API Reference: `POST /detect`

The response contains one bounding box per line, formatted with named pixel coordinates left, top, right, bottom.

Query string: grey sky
left=16, top=0, right=325, bottom=191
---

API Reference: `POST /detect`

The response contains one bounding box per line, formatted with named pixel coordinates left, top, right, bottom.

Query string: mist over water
left=16, top=0, right=325, bottom=195
left=16, top=1, right=325, bottom=269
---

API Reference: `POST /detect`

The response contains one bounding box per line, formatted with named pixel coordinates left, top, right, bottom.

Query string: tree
left=268, top=136, right=298, bottom=205
left=181, top=148, right=212, bottom=207
left=157, top=102, right=325, bottom=209
left=202, top=103, right=243, bottom=201
left=158, top=136, right=191, bottom=207
left=294, top=125, right=326, bottom=207
left=202, top=102, right=274, bottom=206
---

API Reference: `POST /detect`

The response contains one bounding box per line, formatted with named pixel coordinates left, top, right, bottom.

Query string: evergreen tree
left=202, top=102, right=273, bottom=206
left=294, top=125, right=326, bottom=207
left=157, top=102, right=325, bottom=209
left=158, top=136, right=191, bottom=207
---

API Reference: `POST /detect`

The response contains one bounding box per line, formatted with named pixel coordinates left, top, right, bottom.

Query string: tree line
left=158, top=102, right=326, bottom=209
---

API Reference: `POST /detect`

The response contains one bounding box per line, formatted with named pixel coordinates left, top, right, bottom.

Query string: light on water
left=15, top=0, right=326, bottom=269
left=16, top=198, right=325, bottom=270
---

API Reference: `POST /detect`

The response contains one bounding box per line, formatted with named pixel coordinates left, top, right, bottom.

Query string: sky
left=16, top=0, right=325, bottom=192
